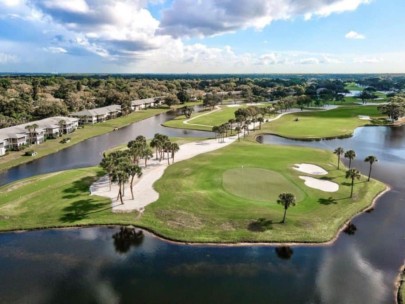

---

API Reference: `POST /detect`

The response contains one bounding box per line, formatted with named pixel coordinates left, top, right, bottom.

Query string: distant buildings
left=0, top=97, right=164, bottom=156
left=0, top=116, right=79, bottom=155
left=70, top=105, right=122, bottom=124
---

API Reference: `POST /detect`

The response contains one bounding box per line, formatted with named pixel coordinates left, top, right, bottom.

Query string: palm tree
left=58, top=119, right=66, bottom=136
left=100, top=153, right=114, bottom=190
left=333, top=147, right=344, bottom=169
left=344, top=150, right=356, bottom=169
left=170, top=143, right=180, bottom=163
left=235, top=126, right=241, bottom=141
left=127, top=164, right=142, bottom=200
left=345, top=168, right=361, bottom=198
left=31, top=123, right=39, bottom=144
left=141, top=147, right=153, bottom=168
left=257, top=117, right=264, bottom=130
left=364, top=155, right=378, bottom=181
left=277, top=193, right=296, bottom=224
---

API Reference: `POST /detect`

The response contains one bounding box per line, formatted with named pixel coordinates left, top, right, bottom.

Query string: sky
left=0, top=0, right=404, bottom=74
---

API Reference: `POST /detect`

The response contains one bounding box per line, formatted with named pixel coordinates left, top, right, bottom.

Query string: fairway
left=258, top=106, right=383, bottom=139
left=222, top=168, right=304, bottom=202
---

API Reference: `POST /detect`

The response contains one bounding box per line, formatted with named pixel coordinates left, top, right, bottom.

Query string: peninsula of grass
left=163, top=105, right=268, bottom=132
left=0, top=141, right=386, bottom=244
left=0, top=102, right=200, bottom=173
left=256, top=106, right=383, bottom=140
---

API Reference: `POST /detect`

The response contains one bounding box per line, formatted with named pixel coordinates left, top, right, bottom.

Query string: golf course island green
left=0, top=140, right=387, bottom=244
left=222, top=168, right=305, bottom=202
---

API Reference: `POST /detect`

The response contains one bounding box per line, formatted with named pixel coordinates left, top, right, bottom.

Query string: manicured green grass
left=345, top=82, right=363, bottom=91
left=0, top=141, right=386, bottom=243
left=163, top=105, right=269, bottom=131
left=258, top=106, right=383, bottom=139
left=137, top=141, right=386, bottom=243
left=0, top=167, right=137, bottom=231
left=222, top=168, right=304, bottom=202
left=0, top=102, right=201, bottom=172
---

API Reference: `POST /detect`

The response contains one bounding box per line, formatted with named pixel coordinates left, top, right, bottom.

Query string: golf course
left=0, top=140, right=386, bottom=243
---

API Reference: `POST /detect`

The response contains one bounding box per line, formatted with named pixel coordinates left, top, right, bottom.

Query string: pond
left=0, top=123, right=404, bottom=303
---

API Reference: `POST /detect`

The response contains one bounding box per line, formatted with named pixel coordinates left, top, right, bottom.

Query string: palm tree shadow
left=247, top=218, right=273, bottom=232
left=318, top=197, right=338, bottom=205
left=60, top=199, right=109, bottom=222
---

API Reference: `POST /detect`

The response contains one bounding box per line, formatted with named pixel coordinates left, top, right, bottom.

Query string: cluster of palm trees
left=100, top=133, right=180, bottom=204
left=100, top=150, right=142, bottom=204
left=150, top=133, right=180, bottom=165
left=334, top=147, right=378, bottom=198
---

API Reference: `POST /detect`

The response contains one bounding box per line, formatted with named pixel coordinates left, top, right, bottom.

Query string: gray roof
left=71, top=105, right=121, bottom=117
left=0, top=116, right=78, bottom=141
left=131, top=97, right=162, bottom=106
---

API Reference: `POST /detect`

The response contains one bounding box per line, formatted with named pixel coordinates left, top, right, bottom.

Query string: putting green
left=222, top=168, right=304, bottom=202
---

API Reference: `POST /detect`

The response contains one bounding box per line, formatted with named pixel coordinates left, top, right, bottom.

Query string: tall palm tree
left=344, top=150, right=356, bottom=169
left=170, top=143, right=180, bottom=163
left=333, top=147, right=344, bottom=169
left=141, top=147, right=153, bottom=168
left=127, top=164, right=142, bottom=200
left=257, top=117, right=264, bottom=130
left=235, top=126, right=241, bottom=141
left=364, top=155, right=378, bottom=181
left=346, top=168, right=361, bottom=198
left=277, top=193, right=296, bottom=224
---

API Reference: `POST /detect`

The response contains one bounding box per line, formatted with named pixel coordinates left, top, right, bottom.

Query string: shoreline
left=0, top=184, right=391, bottom=247
left=397, top=264, right=405, bottom=304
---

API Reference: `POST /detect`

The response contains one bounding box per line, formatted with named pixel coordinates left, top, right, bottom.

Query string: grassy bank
left=0, top=167, right=137, bottom=231
left=257, top=106, right=383, bottom=139
left=0, top=102, right=200, bottom=172
left=1, top=141, right=386, bottom=243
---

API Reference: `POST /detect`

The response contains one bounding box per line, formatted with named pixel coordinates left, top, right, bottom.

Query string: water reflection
left=112, top=227, right=144, bottom=254
left=275, top=246, right=294, bottom=260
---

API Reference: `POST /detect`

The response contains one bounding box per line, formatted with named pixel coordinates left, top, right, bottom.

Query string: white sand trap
left=91, top=136, right=238, bottom=213
left=299, top=176, right=339, bottom=192
left=293, top=164, right=328, bottom=175
left=358, top=115, right=371, bottom=120
left=227, top=104, right=241, bottom=107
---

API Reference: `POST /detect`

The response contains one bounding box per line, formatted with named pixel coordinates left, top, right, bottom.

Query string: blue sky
left=0, top=0, right=404, bottom=73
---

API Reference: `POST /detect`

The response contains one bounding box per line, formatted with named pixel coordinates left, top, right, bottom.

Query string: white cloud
left=159, top=0, right=371, bottom=38
left=345, top=31, right=366, bottom=40
left=353, top=56, right=382, bottom=63
left=0, top=52, right=18, bottom=64
left=43, top=46, right=68, bottom=53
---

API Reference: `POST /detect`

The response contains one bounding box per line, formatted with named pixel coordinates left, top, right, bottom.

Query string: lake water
left=0, top=116, right=404, bottom=303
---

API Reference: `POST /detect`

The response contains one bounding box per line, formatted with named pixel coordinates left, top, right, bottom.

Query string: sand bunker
left=358, top=115, right=371, bottom=120
left=299, top=176, right=339, bottom=192
left=227, top=104, right=241, bottom=107
left=91, top=136, right=239, bottom=213
left=293, top=164, right=328, bottom=175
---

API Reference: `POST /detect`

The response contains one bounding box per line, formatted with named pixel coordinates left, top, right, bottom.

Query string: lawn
left=0, top=167, right=137, bottom=231
left=0, top=141, right=386, bottom=243
left=345, top=82, right=363, bottom=91
left=137, top=141, right=386, bottom=243
left=257, top=106, right=383, bottom=139
left=0, top=102, right=201, bottom=172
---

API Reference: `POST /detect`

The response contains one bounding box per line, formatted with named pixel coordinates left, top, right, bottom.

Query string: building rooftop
left=131, top=97, right=163, bottom=106
left=0, top=116, right=79, bottom=140
left=71, top=105, right=121, bottom=117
